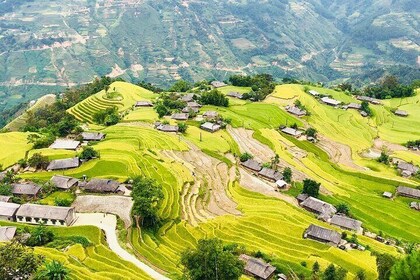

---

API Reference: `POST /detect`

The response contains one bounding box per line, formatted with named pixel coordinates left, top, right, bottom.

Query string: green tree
left=312, top=261, right=320, bottom=277
left=323, top=264, right=336, bottom=280
left=1, top=170, right=16, bottom=184
left=28, top=153, right=49, bottom=169
left=178, top=122, right=188, bottom=134
left=37, top=260, right=69, bottom=280
left=79, top=146, right=100, bottom=160
left=271, top=154, right=280, bottom=170
left=306, top=127, right=317, bottom=138
left=389, top=250, right=419, bottom=280
left=336, top=203, right=350, bottom=215
left=377, top=151, right=390, bottom=165
left=181, top=238, right=245, bottom=280
left=131, top=177, right=164, bottom=229
left=0, top=183, right=12, bottom=196
left=302, top=179, right=320, bottom=198
left=355, top=270, right=366, bottom=280
left=155, top=104, right=170, bottom=118
left=239, top=153, right=253, bottom=162
left=200, top=90, right=229, bottom=107
left=169, top=80, right=192, bottom=92
left=0, top=241, right=44, bottom=280
left=360, top=101, right=372, bottom=116
left=282, top=167, right=292, bottom=183
left=26, top=225, right=55, bottom=247
left=376, top=253, right=396, bottom=280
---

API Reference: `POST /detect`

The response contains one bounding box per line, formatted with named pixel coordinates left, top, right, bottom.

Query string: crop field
left=0, top=131, right=32, bottom=168
left=3, top=83, right=420, bottom=279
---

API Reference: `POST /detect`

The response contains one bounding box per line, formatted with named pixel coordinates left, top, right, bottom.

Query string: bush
left=302, top=179, right=320, bottom=198
left=25, top=225, right=55, bottom=247
left=178, top=122, right=188, bottom=133
left=79, top=146, right=100, bottom=160
left=0, top=184, right=12, bottom=196
left=336, top=203, right=350, bottom=215
left=239, top=153, right=253, bottom=162
left=54, top=198, right=72, bottom=207
left=200, top=89, right=229, bottom=107
left=93, top=107, right=120, bottom=126
left=282, top=167, right=292, bottom=183
left=28, top=153, right=49, bottom=170
left=377, top=151, right=390, bottom=165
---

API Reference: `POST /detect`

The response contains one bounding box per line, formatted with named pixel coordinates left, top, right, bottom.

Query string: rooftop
left=258, top=167, right=283, bottom=181
left=16, top=204, right=74, bottom=221
left=200, top=122, right=221, bottom=132
left=301, top=196, right=337, bottom=216
left=50, top=175, right=79, bottom=190
left=0, top=195, right=11, bottom=202
left=305, top=224, right=341, bottom=245
left=286, top=106, right=306, bottom=116
left=84, top=178, right=120, bottom=193
left=396, top=186, right=420, bottom=199
left=135, top=101, right=153, bottom=107
left=49, top=139, right=80, bottom=150
left=171, top=113, right=189, bottom=120
left=330, top=215, right=362, bottom=231
left=241, top=159, right=262, bottom=172
left=11, top=183, right=41, bottom=196
left=211, top=81, right=227, bottom=88
left=0, top=201, right=21, bottom=217
left=239, top=254, right=276, bottom=280
left=0, top=226, right=17, bottom=242
left=47, top=157, right=80, bottom=171
left=157, top=124, right=178, bottom=132
left=81, top=132, right=106, bottom=141
left=394, top=110, right=408, bottom=117
left=321, top=97, right=341, bottom=106
left=281, top=127, right=303, bottom=137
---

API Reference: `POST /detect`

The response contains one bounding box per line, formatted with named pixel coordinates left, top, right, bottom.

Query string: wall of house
left=16, top=216, right=67, bottom=226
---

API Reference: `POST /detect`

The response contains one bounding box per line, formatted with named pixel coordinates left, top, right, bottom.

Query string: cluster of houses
left=240, top=159, right=288, bottom=189
left=396, top=160, right=419, bottom=177
left=383, top=185, right=420, bottom=211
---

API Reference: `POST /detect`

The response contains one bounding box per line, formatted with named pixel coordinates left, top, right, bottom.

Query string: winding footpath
left=73, top=213, right=170, bottom=280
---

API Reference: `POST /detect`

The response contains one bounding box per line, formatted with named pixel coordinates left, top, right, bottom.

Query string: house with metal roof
left=134, top=101, right=153, bottom=107
left=241, top=159, right=262, bottom=172
left=82, top=178, right=121, bottom=193
left=47, top=157, right=80, bottom=171
left=258, top=167, right=283, bottom=182
left=304, top=224, right=341, bottom=246
left=300, top=197, right=337, bottom=218
left=239, top=254, right=276, bottom=280
left=200, top=122, right=221, bottom=133
left=396, top=186, right=420, bottom=199
left=0, top=202, right=21, bottom=221
left=156, top=124, right=179, bottom=133
left=0, top=226, right=17, bottom=242
left=49, top=139, right=80, bottom=150
left=50, top=175, right=79, bottom=190
left=330, top=215, right=363, bottom=233
left=81, top=132, right=106, bottom=141
left=171, top=113, right=189, bottom=120
left=15, top=204, right=76, bottom=226
left=281, top=127, right=303, bottom=137
left=321, top=97, right=341, bottom=106
left=11, top=183, right=41, bottom=198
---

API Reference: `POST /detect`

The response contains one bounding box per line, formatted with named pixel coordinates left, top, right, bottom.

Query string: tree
left=302, top=179, right=320, bottom=197
left=312, top=261, right=320, bottom=275
left=181, top=238, right=245, bottom=280
left=355, top=270, right=366, bottom=280
left=323, top=264, right=336, bottom=280
left=239, top=153, right=253, bottom=162
left=178, top=122, right=188, bottom=133
left=1, top=170, right=16, bottom=184
left=169, top=80, right=192, bottom=92
left=200, top=90, right=229, bottom=107
left=376, top=253, right=396, bottom=280
left=306, top=127, right=317, bottom=138
left=26, top=225, right=55, bottom=246
left=389, top=250, right=419, bottom=280
left=336, top=203, right=350, bottom=215
left=79, top=146, right=99, bottom=160
left=0, top=241, right=44, bottom=280
left=28, top=153, right=49, bottom=169
left=37, top=260, right=70, bottom=280
left=271, top=154, right=280, bottom=170
left=377, top=151, right=390, bottom=165
left=131, top=176, right=164, bottom=229
left=93, top=107, right=120, bottom=126
left=360, top=101, right=372, bottom=116
left=155, top=104, right=170, bottom=118
left=283, top=167, right=292, bottom=183
left=0, top=183, right=12, bottom=196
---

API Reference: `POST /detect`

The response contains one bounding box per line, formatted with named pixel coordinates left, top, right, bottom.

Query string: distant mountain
left=0, top=0, right=419, bottom=111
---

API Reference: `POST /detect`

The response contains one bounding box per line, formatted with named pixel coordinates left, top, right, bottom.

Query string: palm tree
left=38, top=260, right=69, bottom=280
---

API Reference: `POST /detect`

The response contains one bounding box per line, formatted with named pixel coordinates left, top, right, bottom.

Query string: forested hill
left=0, top=0, right=419, bottom=111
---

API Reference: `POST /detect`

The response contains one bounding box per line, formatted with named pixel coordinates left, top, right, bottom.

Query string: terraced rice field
left=0, top=131, right=32, bottom=168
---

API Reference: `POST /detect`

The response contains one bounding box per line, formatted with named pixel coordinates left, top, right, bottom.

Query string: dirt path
left=72, top=195, right=133, bottom=228
left=73, top=213, right=170, bottom=280
left=373, top=138, right=408, bottom=153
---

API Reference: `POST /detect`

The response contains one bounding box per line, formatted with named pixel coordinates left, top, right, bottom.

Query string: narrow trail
left=73, top=213, right=170, bottom=280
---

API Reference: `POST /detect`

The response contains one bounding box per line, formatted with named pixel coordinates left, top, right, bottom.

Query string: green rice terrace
left=0, top=80, right=419, bottom=280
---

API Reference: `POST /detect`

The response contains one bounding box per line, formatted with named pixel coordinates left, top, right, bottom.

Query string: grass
left=0, top=132, right=32, bottom=168
left=38, top=191, right=76, bottom=206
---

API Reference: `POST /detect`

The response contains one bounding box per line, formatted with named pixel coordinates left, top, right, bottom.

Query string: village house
left=394, top=110, right=408, bottom=117
left=239, top=254, right=276, bottom=280
left=187, top=101, right=202, bottom=108
left=304, top=224, right=341, bottom=246
left=360, top=111, right=368, bottom=117
left=321, top=97, right=341, bottom=106
left=258, top=167, right=283, bottom=182
left=227, top=91, right=244, bottom=99
left=180, top=93, right=196, bottom=102
left=382, top=192, right=393, bottom=199
left=330, top=215, right=363, bottom=233
left=171, top=113, right=189, bottom=121
left=50, top=175, right=79, bottom=190
left=49, top=139, right=80, bottom=150
left=0, top=202, right=21, bottom=221
left=308, top=90, right=320, bottom=97
left=182, top=106, right=199, bottom=114
left=356, top=96, right=381, bottom=105
left=156, top=124, right=179, bottom=133
left=203, top=111, right=219, bottom=120
left=11, top=183, right=41, bottom=198
left=200, top=122, right=221, bottom=133
left=47, top=157, right=80, bottom=171
left=15, top=204, right=76, bottom=226
left=285, top=105, right=306, bottom=117
left=211, top=81, right=227, bottom=88
left=81, top=132, right=106, bottom=141
left=296, top=193, right=309, bottom=203
left=397, top=162, right=419, bottom=177
left=82, top=178, right=122, bottom=193
left=276, top=179, right=288, bottom=189
left=410, top=202, right=419, bottom=211
left=241, top=159, right=262, bottom=172
left=396, top=186, right=420, bottom=199
left=0, top=195, right=11, bottom=202
left=300, top=196, right=337, bottom=218
left=346, top=103, right=361, bottom=110
left=281, top=127, right=303, bottom=137
left=0, top=226, right=17, bottom=242
left=134, top=101, right=153, bottom=107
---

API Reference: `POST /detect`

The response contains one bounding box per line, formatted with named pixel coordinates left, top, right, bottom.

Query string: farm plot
left=0, top=132, right=32, bottom=168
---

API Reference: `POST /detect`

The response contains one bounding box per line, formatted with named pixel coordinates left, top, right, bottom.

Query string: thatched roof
left=397, top=162, right=419, bottom=174
left=0, top=226, right=17, bottom=242
left=258, top=167, right=283, bottom=181
left=0, top=202, right=21, bottom=217
left=241, top=159, right=262, bottom=172
left=0, top=195, right=11, bottom=202
left=49, top=139, right=80, bottom=150
left=305, top=224, right=341, bottom=245
left=83, top=178, right=120, bottom=193
left=239, top=254, right=276, bottom=280
left=16, top=204, right=74, bottom=221
left=182, top=106, right=199, bottom=113
left=171, top=113, right=189, bottom=120
left=11, top=183, right=41, bottom=196
left=200, top=122, right=221, bottom=132
left=330, top=215, right=362, bottom=232
left=396, top=186, right=420, bottom=199
left=301, top=197, right=337, bottom=216
left=81, top=132, right=106, bottom=141
left=47, top=157, right=80, bottom=171
left=50, top=175, right=79, bottom=190
left=281, top=127, right=303, bottom=137
left=157, top=124, right=178, bottom=132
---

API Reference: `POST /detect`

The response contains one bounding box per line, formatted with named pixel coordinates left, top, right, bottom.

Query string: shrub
left=239, top=153, right=253, bottom=162
left=200, top=89, right=229, bottom=107
left=302, top=179, right=320, bottom=197
left=79, top=146, right=100, bottom=160
left=178, top=122, right=188, bottom=133
left=28, top=153, right=49, bottom=170
left=54, top=198, right=72, bottom=207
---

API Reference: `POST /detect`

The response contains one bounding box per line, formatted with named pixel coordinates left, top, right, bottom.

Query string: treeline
left=229, top=74, right=275, bottom=101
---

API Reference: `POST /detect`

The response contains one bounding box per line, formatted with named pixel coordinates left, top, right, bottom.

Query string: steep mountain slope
left=0, top=0, right=418, bottom=111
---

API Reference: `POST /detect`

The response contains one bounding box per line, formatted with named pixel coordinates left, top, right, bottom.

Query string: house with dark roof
left=346, top=103, right=361, bottom=110
left=356, top=96, right=381, bottom=105
left=397, top=162, right=419, bottom=177
left=258, top=167, right=283, bottom=182
left=15, top=204, right=76, bottom=226
left=180, top=93, right=195, bottom=102
left=300, top=197, right=337, bottom=218
left=156, top=124, right=178, bottom=133
left=50, top=175, right=79, bottom=190
left=0, top=226, right=17, bottom=242
left=286, top=106, right=306, bottom=117
left=81, top=132, right=106, bottom=141
left=203, top=111, right=219, bottom=120
left=396, top=186, right=420, bottom=199
left=0, top=202, right=21, bottom=221
left=227, top=92, right=244, bottom=99
left=297, top=193, right=309, bottom=203
left=394, top=110, right=408, bottom=117
left=47, top=157, right=80, bottom=171
left=171, top=113, right=189, bottom=120
left=134, top=101, right=153, bottom=107
left=82, top=178, right=121, bottom=193
left=0, top=196, right=11, bottom=202
left=239, top=254, right=276, bottom=280
left=241, top=159, right=262, bottom=172
left=211, top=81, right=227, bottom=88
left=281, top=127, right=303, bottom=137
left=182, top=106, right=199, bottom=114
left=49, top=139, right=80, bottom=150
left=200, top=122, right=221, bottom=133
left=304, top=224, right=341, bottom=246
left=187, top=101, right=202, bottom=108
left=330, top=215, right=363, bottom=233
left=11, top=183, right=41, bottom=198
